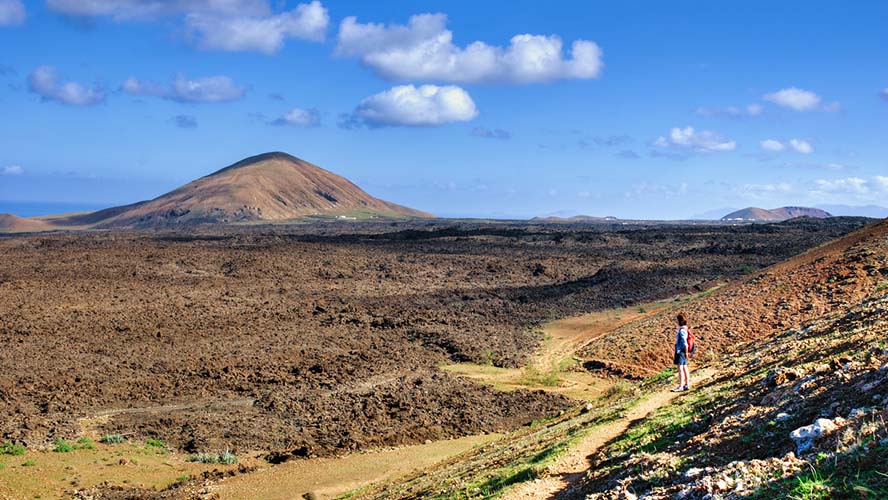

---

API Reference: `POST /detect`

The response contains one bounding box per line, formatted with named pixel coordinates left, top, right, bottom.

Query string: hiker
left=672, top=313, right=692, bottom=392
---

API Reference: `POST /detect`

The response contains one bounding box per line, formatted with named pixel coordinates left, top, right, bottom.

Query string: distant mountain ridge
left=5, top=152, right=432, bottom=231
left=531, top=215, right=619, bottom=223
left=721, top=206, right=832, bottom=222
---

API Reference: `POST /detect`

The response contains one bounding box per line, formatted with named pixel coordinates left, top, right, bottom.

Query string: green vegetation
left=750, top=442, right=888, bottom=499
left=76, top=437, right=97, bottom=450
left=145, top=438, right=165, bottom=448
left=0, top=442, right=26, bottom=456
left=877, top=280, right=888, bottom=293
left=52, top=439, right=75, bottom=453
left=741, top=264, right=758, bottom=274
left=187, top=449, right=237, bottom=465
left=99, top=434, right=126, bottom=444
left=52, top=437, right=99, bottom=452
left=21, top=459, right=36, bottom=467
left=176, top=474, right=190, bottom=483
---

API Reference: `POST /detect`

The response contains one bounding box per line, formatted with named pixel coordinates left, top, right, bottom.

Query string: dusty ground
left=0, top=218, right=871, bottom=498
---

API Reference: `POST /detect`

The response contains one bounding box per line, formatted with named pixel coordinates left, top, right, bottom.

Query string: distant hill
left=531, top=215, right=619, bottom=223
left=0, top=213, right=54, bottom=233
left=721, top=206, right=831, bottom=222
left=24, top=152, right=432, bottom=230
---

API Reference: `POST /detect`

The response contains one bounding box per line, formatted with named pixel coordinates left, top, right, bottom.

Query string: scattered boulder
left=789, top=418, right=838, bottom=454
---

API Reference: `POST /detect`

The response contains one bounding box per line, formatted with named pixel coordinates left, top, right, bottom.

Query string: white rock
left=790, top=418, right=837, bottom=454
left=685, top=467, right=704, bottom=478
left=776, top=412, right=791, bottom=421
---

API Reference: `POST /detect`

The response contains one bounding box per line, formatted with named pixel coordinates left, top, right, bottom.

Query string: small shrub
left=188, top=452, right=219, bottom=464
left=53, top=439, right=75, bottom=453
left=0, top=442, right=26, bottom=456
left=176, top=474, right=190, bottom=483
left=603, top=380, right=635, bottom=400
left=76, top=437, right=97, bottom=450
left=741, top=264, right=758, bottom=275
left=220, top=449, right=237, bottom=465
left=21, top=459, right=36, bottom=467
left=188, top=449, right=237, bottom=465
left=145, top=438, right=165, bottom=448
left=99, top=434, right=126, bottom=444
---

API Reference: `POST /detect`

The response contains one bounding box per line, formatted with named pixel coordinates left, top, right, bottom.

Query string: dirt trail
left=443, top=292, right=717, bottom=401
left=503, top=367, right=717, bottom=500
left=209, top=433, right=500, bottom=500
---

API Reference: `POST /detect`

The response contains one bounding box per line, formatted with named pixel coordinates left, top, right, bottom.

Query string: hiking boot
left=681, top=385, right=690, bottom=391
left=670, top=386, right=684, bottom=392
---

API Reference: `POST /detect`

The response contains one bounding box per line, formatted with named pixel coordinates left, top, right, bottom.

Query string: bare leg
left=680, top=365, right=690, bottom=388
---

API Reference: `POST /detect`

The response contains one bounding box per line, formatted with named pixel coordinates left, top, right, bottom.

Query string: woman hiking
left=672, top=312, right=692, bottom=392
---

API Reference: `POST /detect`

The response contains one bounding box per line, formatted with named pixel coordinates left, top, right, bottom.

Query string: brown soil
left=0, top=218, right=870, bottom=497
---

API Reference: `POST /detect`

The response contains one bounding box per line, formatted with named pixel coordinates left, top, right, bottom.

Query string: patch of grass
left=145, top=438, right=165, bottom=448
left=99, top=434, right=126, bottom=444
left=76, top=437, right=97, bottom=450
left=602, top=380, right=636, bottom=400
left=52, top=439, right=75, bottom=453
left=52, top=437, right=99, bottom=452
left=877, top=281, right=888, bottom=293
left=517, top=365, right=559, bottom=387
left=0, top=442, right=26, bottom=456
left=646, top=366, right=676, bottom=385
left=741, top=264, right=758, bottom=274
left=21, top=459, right=36, bottom=467
left=176, top=474, right=190, bottom=483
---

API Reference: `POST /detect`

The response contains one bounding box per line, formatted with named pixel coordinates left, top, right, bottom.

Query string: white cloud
left=185, top=1, right=328, bottom=53
left=763, top=87, right=822, bottom=111
left=870, top=176, right=888, bottom=193
left=273, top=107, right=321, bottom=126
left=122, top=75, right=246, bottom=103
left=336, top=13, right=602, bottom=84
left=760, top=139, right=785, bottom=152
left=28, top=66, right=105, bottom=106
left=654, top=126, right=736, bottom=152
left=881, top=88, right=888, bottom=101
left=348, top=84, right=478, bottom=127
left=696, top=103, right=762, bottom=118
left=1, top=164, right=24, bottom=175
left=789, top=138, right=813, bottom=154
left=814, top=177, right=869, bottom=194
left=738, top=182, right=793, bottom=198
left=47, top=0, right=328, bottom=53
left=0, top=0, right=25, bottom=26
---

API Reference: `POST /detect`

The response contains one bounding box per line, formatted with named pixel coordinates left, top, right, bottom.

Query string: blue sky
left=0, top=0, right=886, bottom=219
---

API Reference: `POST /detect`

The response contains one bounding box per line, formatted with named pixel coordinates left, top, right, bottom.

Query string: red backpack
left=687, top=327, right=697, bottom=356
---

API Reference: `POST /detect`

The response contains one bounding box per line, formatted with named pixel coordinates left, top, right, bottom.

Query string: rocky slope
left=578, top=218, right=888, bottom=378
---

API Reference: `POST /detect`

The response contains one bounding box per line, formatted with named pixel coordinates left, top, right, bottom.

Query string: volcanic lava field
left=0, top=218, right=870, bottom=460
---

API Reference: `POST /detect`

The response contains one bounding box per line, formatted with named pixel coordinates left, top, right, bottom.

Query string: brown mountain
left=45, top=152, right=432, bottom=229
left=721, top=206, right=831, bottom=222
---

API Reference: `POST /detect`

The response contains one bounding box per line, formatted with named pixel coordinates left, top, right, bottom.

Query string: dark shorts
left=674, top=351, right=687, bottom=366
